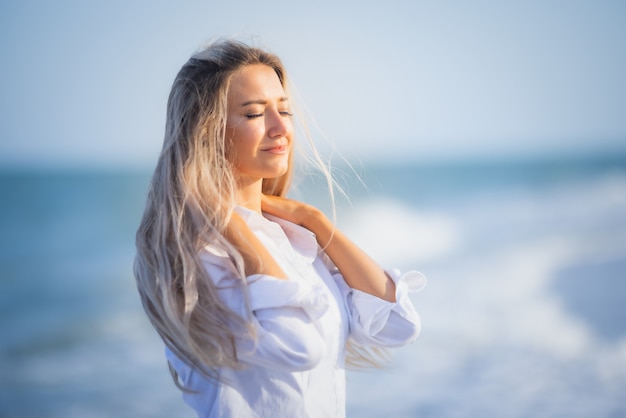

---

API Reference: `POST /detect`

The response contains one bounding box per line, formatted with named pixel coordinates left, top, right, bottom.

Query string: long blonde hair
left=134, top=39, right=295, bottom=380
left=135, top=39, right=384, bottom=385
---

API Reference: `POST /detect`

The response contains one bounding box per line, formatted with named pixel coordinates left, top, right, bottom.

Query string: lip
left=260, top=142, right=289, bottom=154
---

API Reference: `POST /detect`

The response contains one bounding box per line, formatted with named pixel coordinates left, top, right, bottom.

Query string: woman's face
left=226, top=64, right=293, bottom=185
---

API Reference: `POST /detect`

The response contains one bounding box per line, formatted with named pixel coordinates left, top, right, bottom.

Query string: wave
left=341, top=198, right=461, bottom=267
left=342, top=169, right=626, bottom=416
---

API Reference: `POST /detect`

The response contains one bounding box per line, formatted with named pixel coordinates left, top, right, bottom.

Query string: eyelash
left=245, top=111, right=293, bottom=119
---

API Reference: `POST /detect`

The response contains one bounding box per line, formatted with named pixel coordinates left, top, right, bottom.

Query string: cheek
left=226, top=125, right=260, bottom=162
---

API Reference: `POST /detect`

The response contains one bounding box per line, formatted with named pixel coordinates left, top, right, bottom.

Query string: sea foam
left=341, top=197, right=460, bottom=266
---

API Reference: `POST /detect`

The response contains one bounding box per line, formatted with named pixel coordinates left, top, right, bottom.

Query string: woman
left=134, top=39, right=426, bottom=417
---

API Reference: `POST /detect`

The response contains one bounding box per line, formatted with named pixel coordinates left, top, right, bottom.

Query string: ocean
left=1, top=154, right=625, bottom=417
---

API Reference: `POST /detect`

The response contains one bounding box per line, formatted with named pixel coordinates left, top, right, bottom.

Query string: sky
left=0, top=0, right=625, bottom=168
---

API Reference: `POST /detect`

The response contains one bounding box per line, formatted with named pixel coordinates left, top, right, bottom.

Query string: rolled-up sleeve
left=335, top=268, right=426, bottom=347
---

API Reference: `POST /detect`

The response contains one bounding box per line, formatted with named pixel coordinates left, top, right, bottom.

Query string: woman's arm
left=261, top=195, right=396, bottom=302
left=224, top=211, right=287, bottom=279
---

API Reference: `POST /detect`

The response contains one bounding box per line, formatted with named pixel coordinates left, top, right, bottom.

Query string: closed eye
left=245, top=111, right=293, bottom=119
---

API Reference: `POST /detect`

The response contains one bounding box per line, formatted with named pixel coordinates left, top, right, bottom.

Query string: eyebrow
left=240, top=97, right=289, bottom=107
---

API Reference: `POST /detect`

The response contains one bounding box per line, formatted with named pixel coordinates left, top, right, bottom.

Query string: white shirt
left=166, top=207, right=426, bottom=418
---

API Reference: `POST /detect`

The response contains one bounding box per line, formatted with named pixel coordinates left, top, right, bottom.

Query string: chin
left=238, top=159, right=290, bottom=181
left=267, top=162, right=290, bottom=178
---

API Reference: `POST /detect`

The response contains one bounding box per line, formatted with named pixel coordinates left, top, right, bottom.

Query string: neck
left=235, top=177, right=263, bottom=212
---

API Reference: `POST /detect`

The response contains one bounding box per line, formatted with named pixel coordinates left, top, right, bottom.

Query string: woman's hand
left=261, top=195, right=334, bottom=248
left=261, top=194, right=396, bottom=302
left=261, top=195, right=323, bottom=229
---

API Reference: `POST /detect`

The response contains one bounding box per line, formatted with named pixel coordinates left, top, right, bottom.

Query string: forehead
left=227, top=64, right=285, bottom=101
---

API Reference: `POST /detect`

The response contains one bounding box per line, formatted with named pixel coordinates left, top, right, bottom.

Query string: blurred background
left=1, top=1, right=625, bottom=417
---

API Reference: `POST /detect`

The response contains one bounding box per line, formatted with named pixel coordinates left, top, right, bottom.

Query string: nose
left=267, top=108, right=291, bottom=138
